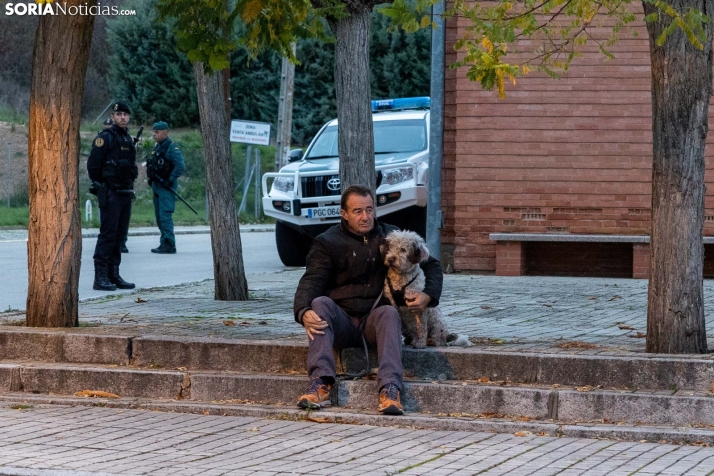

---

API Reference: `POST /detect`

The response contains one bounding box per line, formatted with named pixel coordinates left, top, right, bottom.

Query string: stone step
left=3, top=361, right=714, bottom=427
left=1, top=329, right=713, bottom=391
left=3, top=392, right=714, bottom=446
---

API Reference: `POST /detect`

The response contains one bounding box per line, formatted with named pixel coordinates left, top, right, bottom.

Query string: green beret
left=152, top=121, right=169, bottom=131
left=111, top=102, right=131, bottom=114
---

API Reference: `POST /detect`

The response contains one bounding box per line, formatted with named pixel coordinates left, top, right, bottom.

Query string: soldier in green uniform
left=146, top=121, right=185, bottom=254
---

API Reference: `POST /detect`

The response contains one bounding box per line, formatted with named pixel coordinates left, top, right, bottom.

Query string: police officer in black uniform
left=87, top=102, right=138, bottom=291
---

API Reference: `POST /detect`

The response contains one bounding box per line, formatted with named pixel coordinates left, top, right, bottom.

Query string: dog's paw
left=447, top=333, right=472, bottom=347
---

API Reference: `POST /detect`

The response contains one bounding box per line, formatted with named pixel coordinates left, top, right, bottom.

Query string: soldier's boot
left=152, top=243, right=176, bottom=254
left=93, top=263, right=117, bottom=291
left=108, top=265, right=135, bottom=290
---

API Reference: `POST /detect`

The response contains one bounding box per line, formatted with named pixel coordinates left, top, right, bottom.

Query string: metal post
left=242, top=145, right=252, bottom=211
left=93, top=99, right=115, bottom=125
left=254, top=149, right=261, bottom=219
left=6, top=143, right=11, bottom=207
left=274, top=43, right=296, bottom=171
left=85, top=199, right=93, bottom=222
left=427, top=1, right=446, bottom=262
left=238, top=156, right=255, bottom=215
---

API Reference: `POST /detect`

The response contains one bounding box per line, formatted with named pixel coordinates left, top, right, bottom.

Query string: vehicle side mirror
left=288, top=149, right=303, bottom=162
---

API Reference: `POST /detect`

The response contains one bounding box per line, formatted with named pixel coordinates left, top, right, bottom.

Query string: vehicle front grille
left=301, top=175, right=341, bottom=198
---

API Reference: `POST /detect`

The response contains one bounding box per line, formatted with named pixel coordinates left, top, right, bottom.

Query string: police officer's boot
left=93, top=263, right=117, bottom=291
left=109, top=265, right=135, bottom=289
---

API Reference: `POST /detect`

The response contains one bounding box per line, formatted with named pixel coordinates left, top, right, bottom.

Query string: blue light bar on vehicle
left=371, top=97, right=430, bottom=112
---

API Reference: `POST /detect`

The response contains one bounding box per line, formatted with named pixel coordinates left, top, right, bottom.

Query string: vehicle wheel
left=275, top=221, right=312, bottom=267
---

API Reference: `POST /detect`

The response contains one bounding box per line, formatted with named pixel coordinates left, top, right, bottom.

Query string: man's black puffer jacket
left=293, top=219, right=443, bottom=324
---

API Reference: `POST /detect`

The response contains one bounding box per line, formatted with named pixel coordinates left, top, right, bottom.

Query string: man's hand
left=405, top=292, right=432, bottom=313
left=302, top=310, right=328, bottom=341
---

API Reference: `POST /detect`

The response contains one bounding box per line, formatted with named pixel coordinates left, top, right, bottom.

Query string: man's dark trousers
left=308, top=296, right=403, bottom=390
left=94, top=190, right=132, bottom=266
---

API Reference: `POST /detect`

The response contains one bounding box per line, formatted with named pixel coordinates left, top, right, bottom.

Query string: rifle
left=153, top=176, right=198, bottom=215
left=133, top=126, right=144, bottom=145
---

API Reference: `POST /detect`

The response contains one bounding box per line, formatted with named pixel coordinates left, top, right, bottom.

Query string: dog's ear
left=380, top=237, right=390, bottom=258
left=411, top=239, right=430, bottom=264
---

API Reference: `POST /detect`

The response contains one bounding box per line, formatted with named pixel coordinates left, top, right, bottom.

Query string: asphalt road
left=0, top=231, right=287, bottom=311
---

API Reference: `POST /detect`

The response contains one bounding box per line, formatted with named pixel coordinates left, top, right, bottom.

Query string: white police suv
left=262, top=97, right=430, bottom=266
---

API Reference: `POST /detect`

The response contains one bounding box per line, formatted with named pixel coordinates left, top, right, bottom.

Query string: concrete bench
left=489, top=233, right=714, bottom=278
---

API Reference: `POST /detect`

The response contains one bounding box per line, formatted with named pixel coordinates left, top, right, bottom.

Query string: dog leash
left=336, top=291, right=384, bottom=381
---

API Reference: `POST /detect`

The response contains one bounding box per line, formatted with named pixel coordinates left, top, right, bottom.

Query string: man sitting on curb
left=293, top=184, right=443, bottom=415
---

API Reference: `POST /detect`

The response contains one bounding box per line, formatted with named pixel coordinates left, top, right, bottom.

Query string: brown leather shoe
left=378, top=383, right=404, bottom=415
left=297, top=378, right=331, bottom=410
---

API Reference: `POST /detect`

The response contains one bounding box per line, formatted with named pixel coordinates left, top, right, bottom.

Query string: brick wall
left=442, top=12, right=714, bottom=273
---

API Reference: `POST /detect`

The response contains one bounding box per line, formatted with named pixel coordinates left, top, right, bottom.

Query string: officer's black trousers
left=93, top=190, right=132, bottom=266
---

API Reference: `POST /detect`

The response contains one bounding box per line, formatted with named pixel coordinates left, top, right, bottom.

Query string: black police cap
left=111, top=102, right=131, bottom=114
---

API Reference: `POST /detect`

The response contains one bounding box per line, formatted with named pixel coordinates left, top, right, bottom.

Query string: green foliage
left=106, top=0, right=199, bottom=127
left=155, top=0, right=335, bottom=73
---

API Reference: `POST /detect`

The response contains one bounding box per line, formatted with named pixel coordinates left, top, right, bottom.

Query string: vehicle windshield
left=305, top=119, right=427, bottom=159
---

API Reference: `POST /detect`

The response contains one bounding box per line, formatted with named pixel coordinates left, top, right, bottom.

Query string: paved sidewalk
left=0, top=403, right=712, bottom=475
left=4, top=270, right=714, bottom=355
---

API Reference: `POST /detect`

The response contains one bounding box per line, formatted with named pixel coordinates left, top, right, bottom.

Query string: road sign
left=230, top=120, right=271, bottom=146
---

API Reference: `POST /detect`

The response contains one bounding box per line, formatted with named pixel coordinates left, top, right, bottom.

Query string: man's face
left=111, top=111, right=130, bottom=129
left=152, top=129, right=169, bottom=142
left=341, top=193, right=375, bottom=236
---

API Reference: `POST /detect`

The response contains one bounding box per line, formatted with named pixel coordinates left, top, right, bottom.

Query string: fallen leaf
left=537, top=431, right=547, bottom=436
left=514, top=431, right=532, bottom=437
left=576, top=386, right=594, bottom=392
left=239, top=321, right=250, bottom=326
left=518, top=416, right=531, bottom=422
left=480, top=305, right=492, bottom=310
left=223, top=320, right=236, bottom=326
left=176, top=367, right=187, bottom=371
left=542, top=304, right=552, bottom=308
left=477, top=376, right=490, bottom=383
left=628, top=332, right=646, bottom=338
left=557, top=341, right=597, bottom=350
left=608, top=295, right=623, bottom=301
left=306, top=417, right=331, bottom=424
left=74, top=390, right=119, bottom=399
left=203, top=411, right=209, bottom=415
left=586, top=297, right=597, bottom=300
left=249, top=426, right=260, bottom=431
left=259, top=321, right=268, bottom=325
left=552, top=384, right=560, bottom=388
left=135, top=297, right=148, bottom=303
left=618, top=324, right=635, bottom=330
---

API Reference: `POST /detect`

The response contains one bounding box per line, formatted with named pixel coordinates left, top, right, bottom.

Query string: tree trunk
left=328, top=6, right=376, bottom=193
left=644, top=0, right=714, bottom=353
left=26, top=2, right=95, bottom=327
left=193, top=62, right=248, bottom=301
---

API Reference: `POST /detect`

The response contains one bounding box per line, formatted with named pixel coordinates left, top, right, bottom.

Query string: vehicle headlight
left=272, top=176, right=295, bottom=193
left=380, top=166, right=414, bottom=186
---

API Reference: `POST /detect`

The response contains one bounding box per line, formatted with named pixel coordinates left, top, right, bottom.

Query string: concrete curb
left=1, top=329, right=712, bottom=391
left=2, top=393, right=714, bottom=445
left=80, top=224, right=275, bottom=239
left=3, top=360, right=714, bottom=426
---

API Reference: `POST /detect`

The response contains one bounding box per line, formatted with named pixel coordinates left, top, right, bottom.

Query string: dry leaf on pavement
left=628, top=332, right=646, bottom=338
left=223, top=320, right=236, bottom=326
left=480, top=305, right=492, bottom=309
left=306, top=416, right=331, bottom=423
left=514, top=431, right=532, bottom=437
left=74, top=390, right=119, bottom=399
left=608, top=295, right=623, bottom=301
left=135, top=297, right=148, bottom=303
left=477, top=376, right=490, bottom=383
left=618, top=324, right=635, bottom=330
